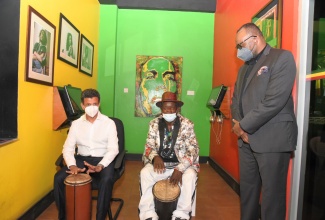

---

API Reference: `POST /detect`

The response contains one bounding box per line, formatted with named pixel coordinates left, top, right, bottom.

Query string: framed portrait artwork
left=57, top=13, right=80, bottom=67
left=252, top=0, right=282, bottom=48
left=134, top=55, right=183, bottom=117
left=79, top=34, right=94, bottom=76
left=26, top=6, right=56, bottom=86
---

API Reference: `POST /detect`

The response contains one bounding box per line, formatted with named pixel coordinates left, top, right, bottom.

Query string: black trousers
left=54, top=155, right=115, bottom=220
left=239, top=143, right=291, bottom=220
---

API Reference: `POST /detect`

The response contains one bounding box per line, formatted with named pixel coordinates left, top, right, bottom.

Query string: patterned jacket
left=142, top=113, right=200, bottom=173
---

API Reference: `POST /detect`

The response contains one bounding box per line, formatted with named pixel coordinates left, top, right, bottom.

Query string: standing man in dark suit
left=231, top=23, right=298, bottom=220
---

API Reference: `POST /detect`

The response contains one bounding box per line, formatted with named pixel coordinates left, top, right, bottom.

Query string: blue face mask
left=237, top=47, right=254, bottom=62
left=237, top=41, right=256, bottom=62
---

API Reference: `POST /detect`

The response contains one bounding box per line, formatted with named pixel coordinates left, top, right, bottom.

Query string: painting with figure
left=57, top=13, right=80, bottom=67
left=26, top=6, right=55, bottom=86
left=135, top=56, right=183, bottom=117
left=252, top=0, right=281, bottom=48
left=32, top=23, right=50, bottom=75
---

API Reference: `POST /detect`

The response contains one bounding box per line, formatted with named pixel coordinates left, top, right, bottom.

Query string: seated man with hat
left=138, top=91, right=200, bottom=220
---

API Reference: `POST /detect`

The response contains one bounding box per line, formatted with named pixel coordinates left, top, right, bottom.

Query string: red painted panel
left=212, top=1, right=298, bottom=216
left=212, top=0, right=274, bottom=180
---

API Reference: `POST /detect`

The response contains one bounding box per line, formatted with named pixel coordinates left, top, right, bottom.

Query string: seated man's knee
left=100, top=174, right=114, bottom=185
left=182, top=168, right=197, bottom=181
left=54, top=168, right=68, bottom=183
left=140, top=164, right=153, bottom=179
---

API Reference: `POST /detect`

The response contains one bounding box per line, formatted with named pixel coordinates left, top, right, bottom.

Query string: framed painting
left=26, top=6, right=56, bottom=86
left=57, top=13, right=80, bottom=67
left=79, top=34, right=94, bottom=76
left=252, top=0, right=282, bottom=48
left=135, top=55, right=183, bottom=117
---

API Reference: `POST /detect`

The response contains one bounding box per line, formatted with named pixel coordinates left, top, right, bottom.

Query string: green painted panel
left=98, top=5, right=118, bottom=116
left=99, top=8, right=214, bottom=156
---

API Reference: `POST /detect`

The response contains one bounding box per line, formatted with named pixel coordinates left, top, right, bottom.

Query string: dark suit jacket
left=231, top=44, right=298, bottom=153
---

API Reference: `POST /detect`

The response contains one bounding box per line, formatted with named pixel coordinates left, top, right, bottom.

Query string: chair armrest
left=114, top=150, right=127, bottom=169
left=55, top=154, right=64, bottom=167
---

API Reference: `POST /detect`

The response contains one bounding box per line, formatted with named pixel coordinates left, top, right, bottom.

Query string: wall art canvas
left=252, top=0, right=282, bottom=48
left=79, top=34, right=94, bottom=76
left=57, top=13, right=80, bottom=67
left=26, top=6, right=56, bottom=86
left=135, top=56, right=183, bottom=117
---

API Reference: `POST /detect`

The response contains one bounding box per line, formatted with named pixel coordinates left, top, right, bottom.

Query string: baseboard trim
left=125, top=153, right=142, bottom=161
left=208, top=158, right=240, bottom=195
left=18, top=190, right=54, bottom=220
left=126, top=153, right=209, bottom=164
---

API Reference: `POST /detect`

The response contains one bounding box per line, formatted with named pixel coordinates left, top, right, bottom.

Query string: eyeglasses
left=236, top=35, right=257, bottom=49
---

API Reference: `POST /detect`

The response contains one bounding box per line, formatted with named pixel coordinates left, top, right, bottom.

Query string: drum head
left=153, top=179, right=180, bottom=202
left=64, top=173, right=92, bottom=186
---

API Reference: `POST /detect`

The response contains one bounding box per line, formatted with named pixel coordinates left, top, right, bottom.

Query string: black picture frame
left=79, top=34, right=94, bottom=76
left=252, top=0, right=282, bottom=48
left=57, top=13, right=80, bottom=67
left=26, top=6, right=56, bottom=86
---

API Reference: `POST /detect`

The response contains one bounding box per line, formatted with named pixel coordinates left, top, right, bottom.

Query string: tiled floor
left=37, top=161, right=240, bottom=220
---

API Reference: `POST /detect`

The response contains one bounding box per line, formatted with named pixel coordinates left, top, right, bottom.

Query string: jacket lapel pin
left=257, top=66, right=268, bottom=76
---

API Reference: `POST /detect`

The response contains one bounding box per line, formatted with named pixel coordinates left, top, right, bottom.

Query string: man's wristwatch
left=98, top=164, right=104, bottom=169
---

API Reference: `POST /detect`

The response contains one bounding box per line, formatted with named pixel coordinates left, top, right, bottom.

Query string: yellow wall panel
left=0, top=0, right=99, bottom=218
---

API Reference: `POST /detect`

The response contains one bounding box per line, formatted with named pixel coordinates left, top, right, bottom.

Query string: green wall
left=99, top=6, right=214, bottom=156
left=98, top=5, right=118, bottom=116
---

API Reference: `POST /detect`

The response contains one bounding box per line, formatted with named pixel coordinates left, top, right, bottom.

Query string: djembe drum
left=64, top=173, right=92, bottom=220
left=153, top=179, right=181, bottom=220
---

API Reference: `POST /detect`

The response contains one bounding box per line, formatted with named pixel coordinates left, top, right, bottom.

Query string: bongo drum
left=64, top=173, right=92, bottom=220
left=153, top=179, right=181, bottom=220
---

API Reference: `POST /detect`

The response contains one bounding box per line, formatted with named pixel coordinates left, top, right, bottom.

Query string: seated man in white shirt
left=54, top=88, right=119, bottom=220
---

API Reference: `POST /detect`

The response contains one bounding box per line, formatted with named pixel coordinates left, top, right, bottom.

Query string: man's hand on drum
left=153, top=156, right=165, bottom=174
left=66, top=165, right=86, bottom=174
left=169, top=169, right=183, bottom=186
left=84, top=161, right=104, bottom=174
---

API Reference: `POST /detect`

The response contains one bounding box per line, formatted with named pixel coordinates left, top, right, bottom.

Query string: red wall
left=212, top=1, right=298, bottom=218
left=211, top=0, right=298, bottom=181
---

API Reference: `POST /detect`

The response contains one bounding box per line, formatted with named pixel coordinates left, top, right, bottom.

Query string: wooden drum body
left=153, top=179, right=181, bottom=220
left=64, top=173, right=92, bottom=220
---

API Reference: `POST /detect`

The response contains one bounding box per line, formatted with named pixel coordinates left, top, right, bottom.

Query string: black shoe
left=145, top=218, right=152, bottom=220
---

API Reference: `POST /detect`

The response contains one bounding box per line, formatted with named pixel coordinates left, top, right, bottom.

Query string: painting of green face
left=135, top=56, right=182, bottom=117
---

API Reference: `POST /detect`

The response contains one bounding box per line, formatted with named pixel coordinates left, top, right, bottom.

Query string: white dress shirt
left=62, top=112, right=119, bottom=168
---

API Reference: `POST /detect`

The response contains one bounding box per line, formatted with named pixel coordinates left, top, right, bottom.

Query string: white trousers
left=139, top=163, right=197, bottom=220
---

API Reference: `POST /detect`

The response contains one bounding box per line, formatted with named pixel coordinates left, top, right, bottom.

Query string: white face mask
left=85, top=105, right=99, bottom=118
left=162, top=113, right=177, bottom=122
